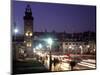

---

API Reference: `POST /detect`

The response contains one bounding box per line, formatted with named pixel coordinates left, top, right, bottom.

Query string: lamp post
left=46, top=38, right=53, bottom=71
left=14, top=28, right=18, bottom=40
left=14, top=28, right=18, bottom=60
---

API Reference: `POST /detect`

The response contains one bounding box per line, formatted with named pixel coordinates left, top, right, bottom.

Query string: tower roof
left=25, top=4, right=32, bottom=13
left=24, top=4, right=33, bottom=20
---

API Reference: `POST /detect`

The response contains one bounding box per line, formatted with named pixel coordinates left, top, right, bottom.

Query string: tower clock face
left=25, top=31, right=32, bottom=37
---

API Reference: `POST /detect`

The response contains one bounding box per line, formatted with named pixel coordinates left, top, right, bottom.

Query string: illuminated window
left=20, top=49, right=24, bottom=54
left=29, top=32, right=32, bottom=36
left=25, top=32, right=28, bottom=36
left=27, top=43, right=31, bottom=47
left=25, top=31, right=32, bottom=36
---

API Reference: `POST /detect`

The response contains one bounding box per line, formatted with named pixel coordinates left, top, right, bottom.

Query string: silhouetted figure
left=53, top=58, right=59, bottom=66
left=70, top=61, right=76, bottom=71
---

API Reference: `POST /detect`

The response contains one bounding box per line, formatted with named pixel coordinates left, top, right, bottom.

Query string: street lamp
left=14, top=28, right=18, bottom=60
left=47, top=38, right=53, bottom=49
left=46, top=38, right=53, bottom=71
left=14, top=28, right=18, bottom=33
left=14, top=28, right=18, bottom=38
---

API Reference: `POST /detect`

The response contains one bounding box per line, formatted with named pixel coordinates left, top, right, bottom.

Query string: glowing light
left=93, top=49, right=95, bottom=51
left=20, top=49, right=24, bottom=54
left=69, top=45, right=72, bottom=49
left=25, top=32, right=32, bottom=36
left=79, top=46, right=82, bottom=49
left=24, top=41, right=26, bottom=43
left=47, top=38, right=53, bottom=46
left=87, top=45, right=90, bottom=48
left=14, top=29, right=18, bottom=33
left=29, top=32, right=32, bottom=36
left=25, top=33, right=28, bottom=36
left=27, top=43, right=31, bottom=47
left=38, top=44, right=42, bottom=49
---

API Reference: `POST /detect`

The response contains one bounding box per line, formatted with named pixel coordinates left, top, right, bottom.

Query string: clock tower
left=23, top=5, right=33, bottom=57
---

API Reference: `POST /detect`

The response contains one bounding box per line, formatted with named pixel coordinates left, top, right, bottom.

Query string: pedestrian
left=53, top=58, right=56, bottom=66
left=70, top=60, right=76, bottom=71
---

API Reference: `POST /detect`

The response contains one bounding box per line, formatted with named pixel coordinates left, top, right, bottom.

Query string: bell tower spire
left=25, top=4, right=32, bottom=16
left=24, top=4, right=33, bottom=20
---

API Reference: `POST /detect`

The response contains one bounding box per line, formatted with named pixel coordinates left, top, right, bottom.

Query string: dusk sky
left=12, top=1, right=96, bottom=34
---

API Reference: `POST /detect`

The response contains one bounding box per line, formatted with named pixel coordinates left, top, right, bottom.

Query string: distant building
left=33, top=31, right=96, bottom=55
